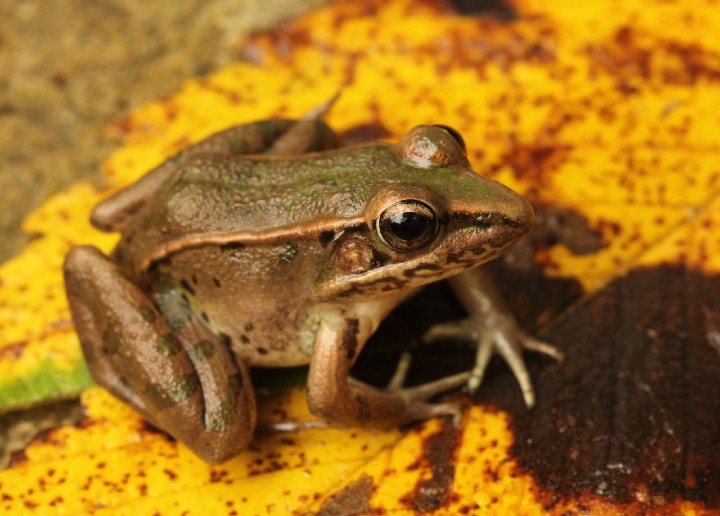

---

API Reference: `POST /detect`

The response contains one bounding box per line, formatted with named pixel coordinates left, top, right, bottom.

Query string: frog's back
left=116, top=145, right=398, bottom=274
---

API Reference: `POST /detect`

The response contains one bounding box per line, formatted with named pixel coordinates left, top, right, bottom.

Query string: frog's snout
left=509, top=193, right=534, bottom=231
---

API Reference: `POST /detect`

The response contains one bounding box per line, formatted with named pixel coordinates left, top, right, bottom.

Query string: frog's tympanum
left=64, top=113, right=561, bottom=464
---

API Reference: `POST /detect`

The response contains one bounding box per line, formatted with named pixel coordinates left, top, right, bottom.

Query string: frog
left=64, top=106, right=561, bottom=464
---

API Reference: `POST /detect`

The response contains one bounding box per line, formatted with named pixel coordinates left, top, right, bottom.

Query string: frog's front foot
left=383, top=352, right=470, bottom=424
left=308, top=319, right=471, bottom=429
left=423, top=316, right=563, bottom=407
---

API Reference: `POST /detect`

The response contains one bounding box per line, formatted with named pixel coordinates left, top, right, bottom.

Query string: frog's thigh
left=64, top=245, right=256, bottom=464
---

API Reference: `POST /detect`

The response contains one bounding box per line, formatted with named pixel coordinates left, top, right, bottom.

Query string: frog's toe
left=398, top=371, right=471, bottom=403
left=466, top=332, right=493, bottom=393
left=386, top=351, right=413, bottom=390
left=422, top=319, right=478, bottom=344
left=424, top=316, right=562, bottom=408
left=522, top=335, right=565, bottom=361
left=477, top=326, right=563, bottom=408
left=485, top=329, right=536, bottom=407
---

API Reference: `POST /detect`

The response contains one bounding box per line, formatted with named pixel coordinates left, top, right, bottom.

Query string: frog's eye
left=433, top=125, right=466, bottom=153
left=376, top=200, right=439, bottom=251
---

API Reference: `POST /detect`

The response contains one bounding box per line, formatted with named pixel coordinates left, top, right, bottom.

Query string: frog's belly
left=153, top=244, right=320, bottom=367
left=226, top=325, right=312, bottom=367
left=197, top=297, right=314, bottom=367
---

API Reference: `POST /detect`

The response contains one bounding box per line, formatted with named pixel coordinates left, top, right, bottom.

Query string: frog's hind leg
left=64, top=245, right=256, bottom=464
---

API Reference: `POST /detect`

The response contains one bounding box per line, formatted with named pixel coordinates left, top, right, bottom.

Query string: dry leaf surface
left=1, top=0, right=719, bottom=513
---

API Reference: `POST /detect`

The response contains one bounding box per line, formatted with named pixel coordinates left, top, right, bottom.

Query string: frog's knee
left=175, top=418, right=255, bottom=465
left=192, top=440, right=248, bottom=465
left=64, top=245, right=108, bottom=281
left=306, top=385, right=342, bottom=422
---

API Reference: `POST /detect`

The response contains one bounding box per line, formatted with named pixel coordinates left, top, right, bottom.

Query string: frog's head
left=317, top=125, right=534, bottom=300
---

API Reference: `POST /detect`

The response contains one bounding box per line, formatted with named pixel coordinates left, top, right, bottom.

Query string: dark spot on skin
left=244, top=322, right=254, bottom=332
left=212, top=277, right=222, bottom=287
left=240, top=335, right=250, bottom=344
left=138, top=305, right=157, bottom=324
left=191, top=274, right=198, bottom=285
left=102, top=327, right=122, bottom=355
left=156, top=333, right=182, bottom=356
left=219, top=333, right=233, bottom=347
left=190, top=339, right=216, bottom=362
left=179, top=279, right=195, bottom=296
left=316, top=474, right=373, bottom=516
left=201, top=311, right=209, bottom=323
left=143, top=374, right=199, bottom=410
left=319, top=230, right=335, bottom=247
left=208, top=374, right=241, bottom=432
left=257, top=347, right=269, bottom=355
left=342, top=318, right=360, bottom=360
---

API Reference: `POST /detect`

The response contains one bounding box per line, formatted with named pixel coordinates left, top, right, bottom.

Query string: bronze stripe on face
left=450, top=211, right=525, bottom=230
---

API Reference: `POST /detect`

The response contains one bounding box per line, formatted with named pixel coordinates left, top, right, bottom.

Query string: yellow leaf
left=2, top=0, right=720, bottom=513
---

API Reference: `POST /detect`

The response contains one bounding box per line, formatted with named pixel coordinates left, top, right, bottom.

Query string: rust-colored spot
left=8, top=450, right=27, bottom=467
left=450, top=0, right=518, bottom=20
left=209, top=469, right=227, bottom=483
left=316, top=474, right=373, bottom=516
left=588, top=26, right=720, bottom=86
left=0, top=341, right=28, bottom=360
left=406, top=420, right=459, bottom=512
left=502, top=143, right=572, bottom=186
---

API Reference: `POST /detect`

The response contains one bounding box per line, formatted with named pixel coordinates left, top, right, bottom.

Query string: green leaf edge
left=0, top=358, right=93, bottom=413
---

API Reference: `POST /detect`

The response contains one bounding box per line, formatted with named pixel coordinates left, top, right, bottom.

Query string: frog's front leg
left=424, top=267, right=563, bottom=407
left=307, top=309, right=471, bottom=428
left=64, top=246, right=255, bottom=464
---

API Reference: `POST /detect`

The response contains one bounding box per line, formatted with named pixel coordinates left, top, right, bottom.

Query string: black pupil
left=389, top=211, right=428, bottom=241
